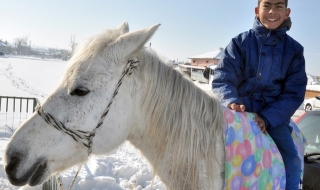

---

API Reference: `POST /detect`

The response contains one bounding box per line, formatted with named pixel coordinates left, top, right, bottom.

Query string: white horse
left=4, top=23, right=305, bottom=190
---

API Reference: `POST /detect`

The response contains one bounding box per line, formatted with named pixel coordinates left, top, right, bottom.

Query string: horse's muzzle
left=5, top=152, right=48, bottom=186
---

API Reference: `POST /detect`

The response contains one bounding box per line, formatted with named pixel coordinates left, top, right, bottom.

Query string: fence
left=0, top=96, right=39, bottom=137
left=0, top=96, right=60, bottom=190
left=42, top=175, right=61, bottom=190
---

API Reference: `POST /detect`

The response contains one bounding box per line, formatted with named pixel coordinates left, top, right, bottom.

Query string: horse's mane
left=136, top=49, right=225, bottom=189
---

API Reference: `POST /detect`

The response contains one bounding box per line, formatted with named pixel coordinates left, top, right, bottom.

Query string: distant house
left=0, top=41, right=6, bottom=53
left=305, top=74, right=320, bottom=98
left=188, top=48, right=224, bottom=67
left=307, top=73, right=320, bottom=85
left=179, top=48, right=224, bottom=83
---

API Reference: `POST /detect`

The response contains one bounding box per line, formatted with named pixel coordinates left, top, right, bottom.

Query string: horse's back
left=222, top=107, right=305, bottom=190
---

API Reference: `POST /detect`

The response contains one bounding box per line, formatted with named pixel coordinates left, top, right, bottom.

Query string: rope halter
left=35, top=60, right=139, bottom=155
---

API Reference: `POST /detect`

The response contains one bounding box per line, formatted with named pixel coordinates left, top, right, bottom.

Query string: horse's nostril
left=5, top=155, right=20, bottom=175
left=5, top=154, right=23, bottom=185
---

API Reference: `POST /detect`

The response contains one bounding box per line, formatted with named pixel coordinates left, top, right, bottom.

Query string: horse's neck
left=127, top=54, right=225, bottom=189
left=129, top=129, right=199, bottom=189
left=128, top=109, right=225, bottom=190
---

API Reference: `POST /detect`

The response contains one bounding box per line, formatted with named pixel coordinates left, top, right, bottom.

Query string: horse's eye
left=70, top=87, right=90, bottom=96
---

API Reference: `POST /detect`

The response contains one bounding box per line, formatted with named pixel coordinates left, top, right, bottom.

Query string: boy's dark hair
left=258, top=0, right=288, bottom=7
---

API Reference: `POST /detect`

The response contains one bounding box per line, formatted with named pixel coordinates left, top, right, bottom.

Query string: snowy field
left=0, top=57, right=307, bottom=190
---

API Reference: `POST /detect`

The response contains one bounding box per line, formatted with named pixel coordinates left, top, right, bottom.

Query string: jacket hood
left=253, top=17, right=291, bottom=44
left=278, top=17, right=292, bottom=31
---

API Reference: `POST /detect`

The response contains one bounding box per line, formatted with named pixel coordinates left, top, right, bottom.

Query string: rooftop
left=188, top=48, right=224, bottom=59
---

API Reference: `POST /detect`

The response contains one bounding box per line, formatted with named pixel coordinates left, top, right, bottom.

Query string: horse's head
left=4, top=22, right=160, bottom=186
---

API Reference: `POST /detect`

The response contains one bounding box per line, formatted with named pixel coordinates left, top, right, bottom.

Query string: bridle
left=36, top=59, right=139, bottom=154
left=35, top=59, right=139, bottom=189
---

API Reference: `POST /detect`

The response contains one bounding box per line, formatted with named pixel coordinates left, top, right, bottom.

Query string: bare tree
left=14, top=38, right=23, bottom=55
left=69, top=34, right=77, bottom=55
left=14, top=35, right=29, bottom=55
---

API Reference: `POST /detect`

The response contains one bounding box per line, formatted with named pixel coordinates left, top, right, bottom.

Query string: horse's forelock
left=61, top=28, right=125, bottom=83
left=68, top=28, right=122, bottom=69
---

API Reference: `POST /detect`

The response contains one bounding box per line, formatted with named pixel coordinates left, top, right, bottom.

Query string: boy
left=212, top=0, right=307, bottom=189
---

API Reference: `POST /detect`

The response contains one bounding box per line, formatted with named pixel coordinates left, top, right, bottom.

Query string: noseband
left=35, top=60, right=139, bottom=155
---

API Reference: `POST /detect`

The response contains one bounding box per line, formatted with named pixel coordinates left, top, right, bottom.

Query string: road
left=292, top=103, right=305, bottom=121
left=292, top=109, right=305, bottom=121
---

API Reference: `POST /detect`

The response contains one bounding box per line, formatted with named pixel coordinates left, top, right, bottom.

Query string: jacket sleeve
left=212, top=38, right=244, bottom=107
left=260, top=47, right=307, bottom=128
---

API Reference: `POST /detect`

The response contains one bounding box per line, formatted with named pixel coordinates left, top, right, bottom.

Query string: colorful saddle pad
left=222, top=107, right=306, bottom=190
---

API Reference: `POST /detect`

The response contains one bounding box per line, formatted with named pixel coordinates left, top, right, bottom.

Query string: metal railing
left=0, top=96, right=39, bottom=136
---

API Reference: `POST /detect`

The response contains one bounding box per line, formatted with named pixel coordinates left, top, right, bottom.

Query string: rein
left=35, top=59, right=139, bottom=189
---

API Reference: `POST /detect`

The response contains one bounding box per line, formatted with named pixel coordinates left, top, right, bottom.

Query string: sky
left=1, top=0, right=320, bottom=75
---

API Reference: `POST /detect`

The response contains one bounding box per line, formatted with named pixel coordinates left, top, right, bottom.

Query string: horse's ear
left=118, top=22, right=129, bottom=35
left=107, top=24, right=161, bottom=60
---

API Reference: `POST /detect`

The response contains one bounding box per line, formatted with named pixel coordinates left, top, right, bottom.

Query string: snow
left=0, top=57, right=306, bottom=190
left=306, top=85, right=320, bottom=92
left=188, top=49, right=224, bottom=59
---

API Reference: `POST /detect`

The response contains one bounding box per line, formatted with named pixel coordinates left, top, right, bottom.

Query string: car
left=303, top=95, right=320, bottom=112
left=295, top=110, right=320, bottom=190
left=295, top=110, right=320, bottom=154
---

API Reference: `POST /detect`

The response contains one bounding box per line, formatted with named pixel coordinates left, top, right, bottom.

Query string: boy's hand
left=227, top=103, right=245, bottom=112
left=252, top=113, right=267, bottom=134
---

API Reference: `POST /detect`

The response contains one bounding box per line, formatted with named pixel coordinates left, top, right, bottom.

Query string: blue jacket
left=212, top=17, right=307, bottom=129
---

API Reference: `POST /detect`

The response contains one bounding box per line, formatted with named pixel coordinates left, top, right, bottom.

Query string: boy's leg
left=268, top=123, right=301, bottom=190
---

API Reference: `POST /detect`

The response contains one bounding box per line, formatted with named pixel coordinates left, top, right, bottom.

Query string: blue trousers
left=268, top=123, right=301, bottom=190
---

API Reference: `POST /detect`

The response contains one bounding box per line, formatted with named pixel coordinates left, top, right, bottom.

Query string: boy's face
left=255, top=0, right=290, bottom=30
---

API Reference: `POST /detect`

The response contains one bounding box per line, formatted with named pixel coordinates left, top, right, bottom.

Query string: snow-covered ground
left=0, top=57, right=309, bottom=189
